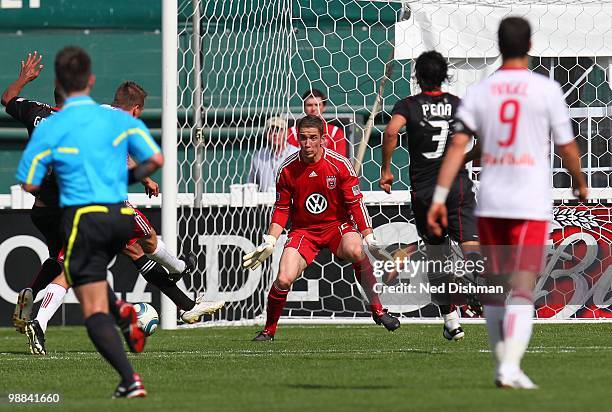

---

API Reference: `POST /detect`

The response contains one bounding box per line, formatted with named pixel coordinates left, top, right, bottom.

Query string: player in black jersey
left=1, top=52, right=67, bottom=333
left=379, top=51, right=482, bottom=341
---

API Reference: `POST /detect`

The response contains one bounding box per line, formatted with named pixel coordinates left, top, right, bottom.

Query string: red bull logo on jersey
left=482, top=152, right=535, bottom=166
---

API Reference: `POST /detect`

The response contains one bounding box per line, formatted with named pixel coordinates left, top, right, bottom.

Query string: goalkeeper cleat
left=113, top=374, right=147, bottom=398
left=181, top=296, right=225, bottom=324
left=117, top=302, right=146, bottom=353
left=13, top=288, right=34, bottom=334
left=373, top=309, right=401, bottom=332
left=495, top=371, right=539, bottom=390
left=25, top=319, right=46, bottom=355
left=443, top=325, right=465, bottom=341
left=169, top=253, right=197, bottom=283
left=252, top=331, right=274, bottom=342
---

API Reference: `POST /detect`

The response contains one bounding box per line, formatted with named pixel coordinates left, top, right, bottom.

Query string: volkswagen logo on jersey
left=305, top=193, right=328, bottom=214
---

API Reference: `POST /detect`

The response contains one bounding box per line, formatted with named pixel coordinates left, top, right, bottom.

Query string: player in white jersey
left=427, top=17, right=587, bottom=389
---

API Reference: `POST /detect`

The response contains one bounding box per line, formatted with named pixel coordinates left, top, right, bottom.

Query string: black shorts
left=62, top=204, right=134, bottom=287
left=30, top=205, right=64, bottom=259
left=411, top=173, right=478, bottom=245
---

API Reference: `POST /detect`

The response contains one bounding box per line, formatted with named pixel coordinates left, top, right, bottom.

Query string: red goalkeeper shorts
left=125, top=201, right=154, bottom=247
left=477, top=217, right=549, bottom=275
left=285, top=220, right=359, bottom=265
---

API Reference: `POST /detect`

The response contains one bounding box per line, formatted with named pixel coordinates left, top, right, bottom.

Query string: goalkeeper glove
left=243, top=234, right=277, bottom=270
left=363, top=233, right=392, bottom=262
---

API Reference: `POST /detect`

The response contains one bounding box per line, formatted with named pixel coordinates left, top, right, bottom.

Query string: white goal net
left=162, top=0, right=612, bottom=327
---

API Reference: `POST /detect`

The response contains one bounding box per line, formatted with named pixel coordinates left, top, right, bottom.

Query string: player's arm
left=427, top=132, right=471, bottom=237
left=1, top=51, right=43, bottom=107
left=548, top=83, right=588, bottom=202
left=243, top=170, right=291, bottom=270
left=379, top=113, right=407, bottom=194
left=556, top=141, right=587, bottom=201
left=128, top=155, right=159, bottom=197
left=340, top=163, right=385, bottom=254
left=125, top=119, right=163, bottom=183
left=16, top=122, right=52, bottom=192
left=463, top=138, right=481, bottom=164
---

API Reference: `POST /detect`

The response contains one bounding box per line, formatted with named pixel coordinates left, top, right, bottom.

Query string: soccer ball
left=133, top=303, right=159, bottom=336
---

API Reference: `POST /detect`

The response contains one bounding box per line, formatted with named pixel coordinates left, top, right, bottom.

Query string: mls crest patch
left=326, top=176, right=337, bottom=189
left=352, top=185, right=361, bottom=196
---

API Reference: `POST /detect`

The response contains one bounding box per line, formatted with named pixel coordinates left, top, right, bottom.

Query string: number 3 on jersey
left=498, top=99, right=520, bottom=147
left=422, top=120, right=449, bottom=159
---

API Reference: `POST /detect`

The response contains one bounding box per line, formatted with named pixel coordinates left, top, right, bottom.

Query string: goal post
left=161, top=0, right=179, bottom=329
left=160, top=0, right=612, bottom=328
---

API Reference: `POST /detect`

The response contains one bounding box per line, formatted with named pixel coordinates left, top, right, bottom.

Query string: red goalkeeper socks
left=352, top=257, right=384, bottom=316
left=263, top=283, right=289, bottom=336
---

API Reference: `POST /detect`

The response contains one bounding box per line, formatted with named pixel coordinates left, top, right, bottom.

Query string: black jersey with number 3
left=392, top=91, right=468, bottom=191
left=6, top=96, right=60, bottom=207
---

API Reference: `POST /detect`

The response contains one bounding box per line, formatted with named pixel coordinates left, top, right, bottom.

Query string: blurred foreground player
left=428, top=17, right=587, bottom=389
left=244, top=115, right=400, bottom=341
left=16, top=46, right=163, bottom=397
left=380, top=50, right=483, bottom=341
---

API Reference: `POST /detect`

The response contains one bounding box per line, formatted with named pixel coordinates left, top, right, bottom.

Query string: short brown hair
left=296, top=115, right=324, bottom=136
left=55, top=46, right=91, bottom=93
left=112, top=81, right=148, bottom=110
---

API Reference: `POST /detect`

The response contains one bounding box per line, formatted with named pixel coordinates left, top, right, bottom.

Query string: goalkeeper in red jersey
left=243, top=115, right=400, bottom=341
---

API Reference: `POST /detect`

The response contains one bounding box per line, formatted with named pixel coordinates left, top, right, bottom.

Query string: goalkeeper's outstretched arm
left=243, top=170, right=291, bottom=270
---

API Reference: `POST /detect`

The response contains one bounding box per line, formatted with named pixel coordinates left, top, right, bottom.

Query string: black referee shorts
left=411, top=173, right=478, bottom=245
left=30, top=205, right=64, bottom=259
left=61, top=204, right=134, bottom=287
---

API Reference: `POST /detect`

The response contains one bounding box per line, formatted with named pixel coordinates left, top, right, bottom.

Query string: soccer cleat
left=113, top=374, right=147, bottom=398
left=252, top=331, right=274, bottom=341
left=373, top=309, right=401, bottom=332
left=25, top=319, right=46, bottom=355
left=495, top=371, right=539, bottom=390
left=443, top=325, right=465, bottom=341
left=180, top=296, right=225, bottom=324
left=168, top=253, right=197, bottom=283
left=116, top=302, right=146, bottom=353
left=464, top=294, right=484, bottom=317
left=13, top=288, right=34, bottom=334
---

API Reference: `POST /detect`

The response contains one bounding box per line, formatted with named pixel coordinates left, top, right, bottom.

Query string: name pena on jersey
left=422, top=103, right=452, bottom=118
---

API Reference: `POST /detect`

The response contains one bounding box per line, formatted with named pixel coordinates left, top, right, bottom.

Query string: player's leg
left=13, top=206, right=64, bottom=333
left=446, top=175, right=485, bottom=318
left=253, top=235, right=311, bottom=341
left=76, top=281, right=145, bottom=397
left=128, top=205, right=196, bottom=280
left=64, top=205, right=146, bottom=397
left=496, top=220, right=547, bottom=389
left=123, top=242, right=224, bottom=323
left=412, top=189, right=463, bottom=339
left=25, top=272, right=70, bottom=355
left=477, top=217, right=508, bottom=381
left=333, top=228, right=400, bottom=331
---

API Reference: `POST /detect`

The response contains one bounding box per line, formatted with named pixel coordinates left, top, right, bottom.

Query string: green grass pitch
left=0, top=324, right=610, bottom=411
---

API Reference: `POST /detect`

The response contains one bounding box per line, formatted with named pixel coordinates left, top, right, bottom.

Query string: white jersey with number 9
left=456, top=69, right=574, bottom=221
